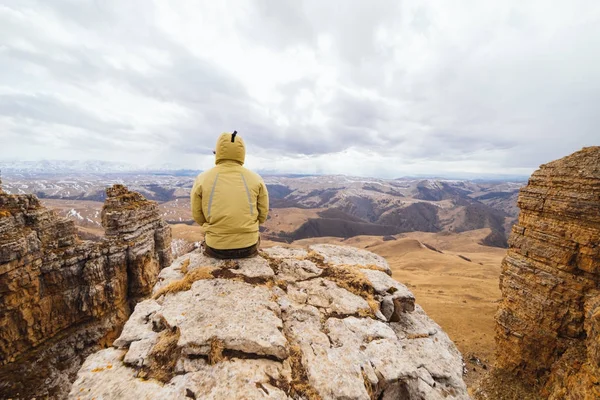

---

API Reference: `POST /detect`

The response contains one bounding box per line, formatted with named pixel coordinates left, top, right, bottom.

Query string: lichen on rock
left=70, top=244, right=469, bottom=400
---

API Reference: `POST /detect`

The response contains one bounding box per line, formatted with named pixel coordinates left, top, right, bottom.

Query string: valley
left=2, top=171, right=524, bottom=248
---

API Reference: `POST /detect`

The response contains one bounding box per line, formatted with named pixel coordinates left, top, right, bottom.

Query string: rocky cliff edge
left=480, top=146, right=600, bottom=399
left=0, top=184, right=172, bottom=399
left=70, top=244, right=469, bottom=400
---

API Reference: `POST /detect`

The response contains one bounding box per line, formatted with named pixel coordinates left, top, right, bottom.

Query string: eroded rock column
left=493, top=146, right=600, bottom=398
left=102, top=184, right=173, bottom=299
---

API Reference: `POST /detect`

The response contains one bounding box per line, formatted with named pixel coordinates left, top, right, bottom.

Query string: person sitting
left=190, top=131, right=269, bottom=259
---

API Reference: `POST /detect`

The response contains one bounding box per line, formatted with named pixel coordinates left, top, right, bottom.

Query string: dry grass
left=210, top=267, right=270, bottom=286
left=406, top=333, right=430, bottom=339
left=475, top=368, right=543, bottom=400
left=362, top=370, right=375, bottom=400
left=295, top=251, right=381, bottom=318
left=265, top=278, right=288, bottom=291
left=180, top=258, right=191, bottom=274
left=140, top=327, right=181, bottom=383
left=259, top=250, right=282, bottom=274
left=208, top=338, right=225, bottom=365
left=319, top=264, right=379, bottom=317
left=363, top=298, right=381, bottom=318
left=288, top=345, right=322, bottom=400
left=91, top=364, right=112, bottom=373
left=303, top=251, right=326, bottom=266
left=152, top=266, right=216, bottom=299
left=154, top=254, right=282, bottom=300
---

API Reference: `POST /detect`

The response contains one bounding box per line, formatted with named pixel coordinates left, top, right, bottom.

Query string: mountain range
left=1, top=169, right=524, bottom=248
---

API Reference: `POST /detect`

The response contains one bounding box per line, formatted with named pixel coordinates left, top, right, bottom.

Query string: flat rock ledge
left=69, top=245, right=468, bottom=400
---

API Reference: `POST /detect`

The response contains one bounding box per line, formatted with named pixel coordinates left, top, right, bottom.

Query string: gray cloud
left=0, top=92, right=133, bottom=134
left=0, top=0, right=599, bottom=177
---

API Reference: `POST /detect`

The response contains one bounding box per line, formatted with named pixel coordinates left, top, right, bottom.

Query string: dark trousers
left=202, top=238, right=260, bottom=259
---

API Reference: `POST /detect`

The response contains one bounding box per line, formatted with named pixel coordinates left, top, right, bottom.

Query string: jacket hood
left=215, top=132, right=245, bottom=165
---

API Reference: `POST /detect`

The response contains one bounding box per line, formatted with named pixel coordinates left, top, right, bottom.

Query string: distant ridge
left=0, top=160, right=530, bottom=181
left=395, top=174, right=529, bottom=182
left=0, top=160, right=200, bottom=176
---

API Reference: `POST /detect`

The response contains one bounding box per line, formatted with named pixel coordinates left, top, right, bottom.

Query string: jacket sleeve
left=190, top=175, right=206, bottom=225
left=257, top=179, right=269, bottom=224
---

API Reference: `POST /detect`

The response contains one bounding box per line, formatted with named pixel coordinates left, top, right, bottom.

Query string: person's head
left=214, top=131, right=245, bottom=165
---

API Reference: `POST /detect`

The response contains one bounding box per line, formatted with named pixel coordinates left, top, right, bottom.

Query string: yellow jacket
left=191, top=132, right=269, bottom=250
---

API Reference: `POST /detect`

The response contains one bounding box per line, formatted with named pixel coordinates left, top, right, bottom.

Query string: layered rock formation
left=0, top=184, right=172, bottom=399
left=491, top=147, right=600, bottom=399
left=101, top=184, right=173, bottom=300
left=70, top=244, right=468, bottom=399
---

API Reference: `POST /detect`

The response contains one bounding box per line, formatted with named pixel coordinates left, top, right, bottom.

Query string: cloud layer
left=1, top=0, right=599, bottom=177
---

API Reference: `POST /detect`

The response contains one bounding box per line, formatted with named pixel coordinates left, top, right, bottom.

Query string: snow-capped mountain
left=0, top=160, right=200, bottom=175
left=0, top=160, right=139, bottom=174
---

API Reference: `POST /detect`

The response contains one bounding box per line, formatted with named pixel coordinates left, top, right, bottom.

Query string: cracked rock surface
left=70, top=245, right=468, bottom=399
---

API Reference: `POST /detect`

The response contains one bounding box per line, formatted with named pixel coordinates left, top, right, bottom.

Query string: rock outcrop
left=0, top=184, right=172, bottom=399
left=70, top=244, right=468, bottom=399
left=102, top=184, right=173, bottom=300
left=489, top=147, right=600, bottom=399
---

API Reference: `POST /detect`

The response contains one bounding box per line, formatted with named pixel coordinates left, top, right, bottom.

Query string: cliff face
left=102, top=184, right=173, bottom=300
left=70, top=244, right=469, bottom=399
left=0, top=184, right=172, bottom=399
left=492, top=147, right=600, bottom=399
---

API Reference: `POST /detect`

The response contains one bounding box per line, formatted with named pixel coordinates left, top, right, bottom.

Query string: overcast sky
left=0, top=0, right=599, bottom=178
